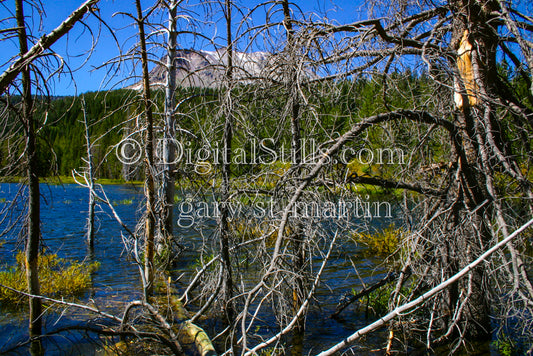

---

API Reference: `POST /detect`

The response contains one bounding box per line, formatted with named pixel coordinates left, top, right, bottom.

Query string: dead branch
left=331, top=271, right=402, bottom=319
left=316, top=218, right=533, bottom=356
left=0, top=0, right=100, bottom=94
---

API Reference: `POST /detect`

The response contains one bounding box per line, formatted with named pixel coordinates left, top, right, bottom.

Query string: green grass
left=353, top=224, right=406, bottom=256
left=0, top=176, right=23, bottom=183
left=96, top=178, right=143, bottom=186
left=0, top=251, right=100, bottom=305
left=492, top=332, right=518, bottom=356
left=0, top=176, right=143, bottom=186
left=112, top=198, right=134, bottom=206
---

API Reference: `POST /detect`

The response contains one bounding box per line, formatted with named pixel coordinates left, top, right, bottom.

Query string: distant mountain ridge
left=127, top=48, right=270, bottom=89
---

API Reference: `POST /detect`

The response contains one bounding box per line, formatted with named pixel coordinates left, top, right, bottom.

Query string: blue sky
left=0, top=0, right=363, bottom=96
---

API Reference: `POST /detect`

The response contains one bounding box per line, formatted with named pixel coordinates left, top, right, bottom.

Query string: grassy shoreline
left=0, top=176, right=143, bottom=186
left=0, top=175, right=406, bottom=200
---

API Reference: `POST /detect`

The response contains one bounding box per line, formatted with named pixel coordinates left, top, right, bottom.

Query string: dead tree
left=211, top=0, right=533, bottom=352
left=281, top=0, right=306, bottom=343
left=81, top=96, right=96, bottom=250
left=160, top=0, right=179, bottom=241
left=270, top=0, right=533, bottom=349
left=134, top=0, right=157, bottom=300
left=0, top=0, right=100, bottom=94
left=218, top=0, right=236, bottom=327
left=15, top=1, right=42, bottom=350
left=0, top=1, right=101, bottom=352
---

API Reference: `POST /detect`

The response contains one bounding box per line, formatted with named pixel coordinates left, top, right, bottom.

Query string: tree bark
left=161, top=0, right=178, bottom=241
left=218, top=0, right=235, bottom=324
left=281, top=2, right=306, bottom=350
left=447, top=0, right=501, bottom=339
left=135, top=0, right=156, bottom=300
left=16, top=0, right=42, bottom=353
left=81, top=96, right=96, bottom=250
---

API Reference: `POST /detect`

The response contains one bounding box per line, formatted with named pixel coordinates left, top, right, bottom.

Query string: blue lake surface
left=0, top=182, right=391, bottom=355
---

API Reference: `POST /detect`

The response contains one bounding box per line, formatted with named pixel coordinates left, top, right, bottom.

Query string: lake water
left=0, top=183, right=392, bottom=355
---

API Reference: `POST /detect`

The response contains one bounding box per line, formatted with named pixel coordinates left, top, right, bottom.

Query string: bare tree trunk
left=135, top=0, right=156, bottom=300
left=446, top=0, right=500, bottom=339
left=219, top=0, right=235, bottom=325
left=282, top=2, right=305, bottom=351
left=81, top=96, right=96, bottom=250
left=160, top=0, right=178, bottom=241
left=16, top=0, right=42, bottom=353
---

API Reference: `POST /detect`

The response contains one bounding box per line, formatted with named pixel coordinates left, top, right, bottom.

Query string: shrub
left=361, top=284, right=392, bottom=316
left=492, top=332, right=517, bottom=356
left=353, top=224, right=406, bottom=255
left=0, top=251, right=100, bottom=305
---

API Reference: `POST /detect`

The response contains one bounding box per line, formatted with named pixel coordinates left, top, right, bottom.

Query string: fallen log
left=180, top=321, right=217, bottom=356
left=159, top=282, right=217, bottom=356
left=102, top=280, right=217, bottom=355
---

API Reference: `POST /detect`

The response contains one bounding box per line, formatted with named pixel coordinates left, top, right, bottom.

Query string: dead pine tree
left=134, top=0, right=157, bottom=300
left=280, top=1, right=307, bottom=352
left=0, top=1, right=100, bottom=353
left=81, top=96, right=96, bottom=251
left=159, top=0, right=179, bottom=244
left=218, top=0, right=236, bottom=328
left=274, top=0, right=533, bottom=350
left=15, top=1, right=42, bottom=352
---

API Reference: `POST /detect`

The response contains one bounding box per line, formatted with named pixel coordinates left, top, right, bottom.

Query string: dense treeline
left=3, top=66, right=528, bottom=182
left=1, top=71, right=448, bottom=180
left=0, top=90, right=131, bottom=178
left=2, top=64, right=528, bottom=195
left=36, top=90, right=131, bottom=178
